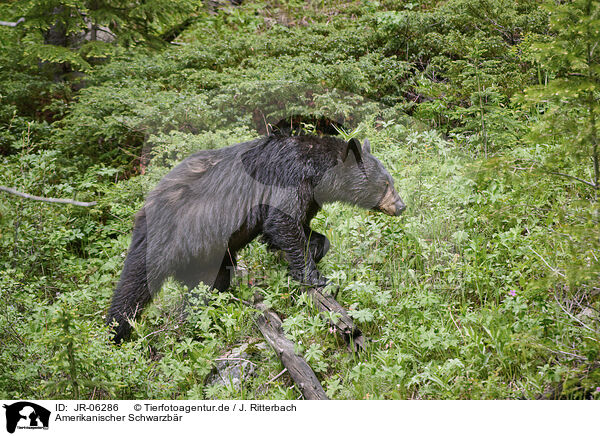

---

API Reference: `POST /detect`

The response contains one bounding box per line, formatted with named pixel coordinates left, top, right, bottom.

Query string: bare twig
left=529, top=247, right=566, bottom=278
left=0, top=186, right=97, bottom=207
left=448, top=306, right=467, bottom=341
left=510, top=164, right=597, bottom=189
left=266, top=368, right=288, bottom=384
left=550, top=172, right=597, bottom=189
left=553, top=293, right=595, bottom=333
left=542, top=345, right=587, bottom=361
left=229, top=295, right=252, bottom=307
left=139, top=327, right=171, bottom=342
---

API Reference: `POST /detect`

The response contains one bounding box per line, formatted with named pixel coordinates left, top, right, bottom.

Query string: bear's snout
left=394, top=199, right=406, bottom=216
left=377, top=186, right=405, bottom=217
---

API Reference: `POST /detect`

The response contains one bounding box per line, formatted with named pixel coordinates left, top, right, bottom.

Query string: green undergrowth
left=1, top=0, right=598, bottom=400
left=2, top=124, right=598, bottom=399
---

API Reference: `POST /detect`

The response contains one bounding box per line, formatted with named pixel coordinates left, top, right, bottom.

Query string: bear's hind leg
left=107, top=210, right=156, bottom=342
left=213, top=252, right=236, bottom=292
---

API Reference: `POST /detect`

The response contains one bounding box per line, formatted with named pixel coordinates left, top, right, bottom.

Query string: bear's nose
left=394, top=200, right=406, bottom=216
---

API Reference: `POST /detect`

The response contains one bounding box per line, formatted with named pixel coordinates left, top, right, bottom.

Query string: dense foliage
left=0, top=0, right=598, bottom=399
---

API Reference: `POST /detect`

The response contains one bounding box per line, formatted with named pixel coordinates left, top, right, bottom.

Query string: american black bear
left=107, top=135, right=405, bottom=342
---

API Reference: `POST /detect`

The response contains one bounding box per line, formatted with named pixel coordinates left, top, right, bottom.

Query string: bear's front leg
left=304, top=226, right=330, bottom=263
left=263, top=212, right=328, bottom=287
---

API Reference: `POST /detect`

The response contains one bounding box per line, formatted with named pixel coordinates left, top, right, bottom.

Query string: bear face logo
left=3, top=402, right=50, bottom=433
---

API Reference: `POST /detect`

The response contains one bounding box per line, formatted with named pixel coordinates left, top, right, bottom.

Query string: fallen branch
left=246, top=284, right=366, bottom=398
left=254, top=298, right=329, bottom=400
left=306, top=287, right=365, bottom=352
left=0, top=17, right=25, bottom=27
left=0, top=186, right=97, bottom=207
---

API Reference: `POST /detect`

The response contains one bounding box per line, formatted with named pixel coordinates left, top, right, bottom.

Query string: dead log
left=306, top=287, right=365, bottom=352
left=247, top=284, right=366, bottom=398
left=254, top=299, right=329, bottom=400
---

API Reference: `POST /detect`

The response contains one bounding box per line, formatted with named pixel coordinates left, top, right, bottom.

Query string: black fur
left=107, top=134, right=404, bottom=342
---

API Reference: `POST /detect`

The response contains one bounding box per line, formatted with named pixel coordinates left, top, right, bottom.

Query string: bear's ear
left=342, top=137, right=363, bottom=164
left=363, top=139, right=371, bottom=154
